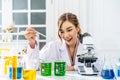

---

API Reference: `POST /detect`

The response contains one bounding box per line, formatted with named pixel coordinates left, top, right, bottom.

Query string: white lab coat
left=23, top=39, right=84, bottom=70
left=23, top=39, right=103, bottom=71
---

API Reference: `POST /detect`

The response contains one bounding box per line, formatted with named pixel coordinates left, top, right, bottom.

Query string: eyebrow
left=66, top=26, right=72, bottom=29
left=59, top=26, right=72, bottom=31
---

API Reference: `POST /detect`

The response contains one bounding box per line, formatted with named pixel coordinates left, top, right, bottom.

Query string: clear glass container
left=22, top=59, right=36, bottom=80
left=101, top=56, right=115, bottom=79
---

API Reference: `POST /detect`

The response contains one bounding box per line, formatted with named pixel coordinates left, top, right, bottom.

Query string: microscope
left=77, top=44, right=99, bottom=76
left=77, top=32, right=99, bottom=76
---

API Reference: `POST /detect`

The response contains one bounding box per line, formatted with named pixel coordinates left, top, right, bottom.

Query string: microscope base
left=78, top=66, right=99, bottom=76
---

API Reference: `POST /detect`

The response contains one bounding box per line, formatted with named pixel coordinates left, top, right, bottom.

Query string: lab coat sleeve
left=22, top=43, right=39, bottom=70
left=27, top=43, right=39, bottom=59
left=39, top=41, right=58, bottom=62
left=39, top=41, right=59, bottom=70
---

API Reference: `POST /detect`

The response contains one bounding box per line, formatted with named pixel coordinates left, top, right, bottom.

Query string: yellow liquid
left=23, top=69, right=36, bottom=80
left=3, top=56, right=18, bottom=75
left=3, top=56, right=12, bottom=74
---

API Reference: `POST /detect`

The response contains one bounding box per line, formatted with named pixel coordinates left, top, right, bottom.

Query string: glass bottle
left=101, top=56, right=115, bottom=79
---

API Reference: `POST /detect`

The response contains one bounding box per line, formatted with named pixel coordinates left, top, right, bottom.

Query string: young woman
left=24, top=13, right=99, bottom=71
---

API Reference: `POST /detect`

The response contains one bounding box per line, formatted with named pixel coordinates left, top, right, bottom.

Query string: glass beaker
left=101, top=56, right=115, bottom=79
left=22, top=59, right=37, bottom=80
left=40, top=62, right=52, bottom=76
left=9, top=56, right=23, bottom=80
left=9, top=66, right=22, bottom=79
left=54, top=61, right=66, bottom=76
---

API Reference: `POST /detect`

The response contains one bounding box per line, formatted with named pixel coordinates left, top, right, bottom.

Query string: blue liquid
left=9, top=67, right=12, bottom=79
left=101, top=69, right=115, bottom=79
left=9, top=67, right=22, bottom=79
left=17, top=67, right=22, bottom=79
left=118, top=69, right=120, bottom=76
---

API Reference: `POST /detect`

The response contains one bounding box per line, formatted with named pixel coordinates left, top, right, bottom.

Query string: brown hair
left=58, top=12, right=82, bottom=42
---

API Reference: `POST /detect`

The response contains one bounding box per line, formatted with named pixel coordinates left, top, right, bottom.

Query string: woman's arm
left=23, top=27, right=40, bottom=69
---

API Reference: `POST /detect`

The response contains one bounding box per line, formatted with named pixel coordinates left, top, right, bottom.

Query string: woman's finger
left=26, top=27, right=35, bottom=31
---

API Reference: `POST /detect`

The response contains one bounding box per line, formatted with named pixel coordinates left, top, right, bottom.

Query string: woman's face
left=59, top=21, right=79, bottom=46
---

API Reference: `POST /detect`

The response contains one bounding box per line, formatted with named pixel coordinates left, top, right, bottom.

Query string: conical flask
left=101, top=55, right=115, bottom=79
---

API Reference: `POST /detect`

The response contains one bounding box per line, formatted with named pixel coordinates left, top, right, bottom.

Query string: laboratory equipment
left=23, top=69, right=36, bottom=80
left=22, top=60, right=36, bottom=80
left=9, top=66, right=22, bottom=79
left=101, top=56, right=115, bottom=79
left=8, top=56, right=23, bottom=79
left=116, top=58, right=120, bottom=77
left=77, top=44, right=99, bottom=76
left=54, top=61, right=66, bottom=76
left=40, top=62, right=52, bottom=76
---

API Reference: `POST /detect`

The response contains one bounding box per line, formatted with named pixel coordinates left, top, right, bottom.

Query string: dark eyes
left=67, top=29, right=72, bottom=32
left=60, top=29, right=72, bottom=34
left=60, top=29, right=72, bottom=33
left=60, top=31, right=64, bottom=33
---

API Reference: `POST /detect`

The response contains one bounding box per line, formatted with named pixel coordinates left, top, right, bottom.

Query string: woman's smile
left=66, top=37, right=72, bottom=42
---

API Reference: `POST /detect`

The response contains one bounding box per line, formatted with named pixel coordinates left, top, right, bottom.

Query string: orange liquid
left=23, top=69, right=36, bottom=80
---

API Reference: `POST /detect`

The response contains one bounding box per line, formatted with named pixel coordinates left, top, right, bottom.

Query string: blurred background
left=0, top=0, right=120, bottom=59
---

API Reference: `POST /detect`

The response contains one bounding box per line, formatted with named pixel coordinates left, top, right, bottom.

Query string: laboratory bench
left=0, top=71, right=120, bottom=80
left=0, top=71, right=111, bottom=80
left=37, top=71, right=102, bottom=80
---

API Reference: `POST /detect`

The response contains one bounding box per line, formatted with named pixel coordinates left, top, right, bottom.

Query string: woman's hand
left=24, top=27, right=37, bottom=48
left=66, top=66, right=74, bottom=71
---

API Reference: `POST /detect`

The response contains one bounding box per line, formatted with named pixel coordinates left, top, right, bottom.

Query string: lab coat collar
left=59, top=39, right=83, bottom=55
left=59, top=39, right=84, bottom=66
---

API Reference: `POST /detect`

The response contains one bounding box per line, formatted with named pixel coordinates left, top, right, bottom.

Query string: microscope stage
left=78, top=66, right=99, bottom=76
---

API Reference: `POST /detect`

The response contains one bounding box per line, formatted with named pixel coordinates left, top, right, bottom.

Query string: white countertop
left=0, top=71, right=120, bottom=80
left=37, top=71, right=102, bottom=80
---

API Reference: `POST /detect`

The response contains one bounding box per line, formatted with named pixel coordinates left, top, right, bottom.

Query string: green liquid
left=54, top=61, right=66, bottom=76
left=40, top=62, right=52, bottom=76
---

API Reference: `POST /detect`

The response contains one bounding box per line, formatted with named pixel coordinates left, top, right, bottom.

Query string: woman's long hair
left=58, top=12, right=82, bottom=43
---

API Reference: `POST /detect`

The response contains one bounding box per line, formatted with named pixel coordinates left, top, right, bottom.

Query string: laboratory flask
left=101, top=56, right=115, bottom=79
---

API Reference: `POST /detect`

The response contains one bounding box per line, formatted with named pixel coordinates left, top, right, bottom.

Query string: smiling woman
left=58, top=13, right=81, bottom=46
left=23, top=12, right=102, bottom=72
left=23, top=12, right=83, bottom=71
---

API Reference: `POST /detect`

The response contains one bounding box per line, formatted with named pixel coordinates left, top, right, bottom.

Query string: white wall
left=86, top=0, right=120, bottom=59
left=88, top=0, right=120, bottom=51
